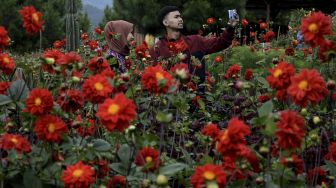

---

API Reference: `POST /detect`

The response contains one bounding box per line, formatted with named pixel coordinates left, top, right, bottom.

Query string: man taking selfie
left=149, top=6, right=239, bottom=93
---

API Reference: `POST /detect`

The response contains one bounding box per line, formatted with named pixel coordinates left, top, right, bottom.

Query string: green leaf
left=256, top=76, right=270, bottom=88
left=92, top=139, right=111, bottom=152
left=156, top=111, right=173, bottom=123
left=324, top=161, right=336, bottom=175
left=8, top=79, right=29, bottom=101
left=264, top=118, right=276, bottom=137
left=159, top=163, right=186, bottom=176
left=118, top=144, right=131, bottom=165
left=258, top=101, right=273, bottom=117
left=110, top=163, right=127, bottom=175
left=23, top=170, right=43, bottom=188
left=0, top=94, right=12, bottom=105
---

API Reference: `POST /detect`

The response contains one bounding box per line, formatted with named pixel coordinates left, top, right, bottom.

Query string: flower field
left=0, top=6, right=336, bottom=188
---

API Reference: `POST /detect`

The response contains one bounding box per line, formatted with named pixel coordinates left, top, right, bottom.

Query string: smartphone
left=228, top=9, right=238, bottom=20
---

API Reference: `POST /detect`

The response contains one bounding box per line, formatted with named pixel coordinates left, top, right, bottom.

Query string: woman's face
left=127, top=32, right=134, bottom=42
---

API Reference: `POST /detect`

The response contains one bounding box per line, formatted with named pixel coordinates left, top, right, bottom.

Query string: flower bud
left=300, top=108, right=308, bottom=116
left=256, top=176, right=264, bottom=184
left=156, top=174, right=168, bottom=186
left=327, top=80, right=335, bottom=90
left=313, top=116, right=321, bottom=125
left=45, top=57, right=55, bottom=65
left=310, top=133, right=319, bottom=141
left=259, top=146, right=269, bottom=154
left=206, top=182, right=219, bottom=188
left=142, top=179, right=151, bottom=188
left=71, top=76, right=80, bottom=83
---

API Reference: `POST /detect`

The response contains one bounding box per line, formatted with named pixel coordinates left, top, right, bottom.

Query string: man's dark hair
left=158, top=6, right=180, bottom=26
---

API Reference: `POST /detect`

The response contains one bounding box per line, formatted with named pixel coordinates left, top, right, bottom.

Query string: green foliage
left=228, top=45, right=264, bottom=71
left=78, top=12, right=91, bottom=33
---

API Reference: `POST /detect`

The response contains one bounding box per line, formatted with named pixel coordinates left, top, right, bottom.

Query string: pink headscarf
left=104, top=20, right=134, bottom=56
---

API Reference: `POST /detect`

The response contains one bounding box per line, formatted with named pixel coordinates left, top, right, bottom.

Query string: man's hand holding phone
left=228, top=9, right=239, bottom=27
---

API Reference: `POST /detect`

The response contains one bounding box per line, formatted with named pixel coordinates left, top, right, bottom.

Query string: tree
left=99, top=5, right=114, bottom=29
left=78, top=12, right=91, bottom=33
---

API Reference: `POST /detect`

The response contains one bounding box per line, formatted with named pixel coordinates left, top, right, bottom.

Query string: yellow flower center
left=32, top=13, right=39, bottom=23
left=155, top=72, right=164, bottom=80
left=10, top=138, right=18, bottom=144
left=203, top=171, right=216, bottom=181
left=108, top=104, right=119, bottom=115
left=3, top=57, right=10, bottom=64
left=298, top=80, right=308, bottom=90
left=308, top=23, right=318, bottom=33
left=34, top=97, right=42, bottom=106
left=273, top=69, right=282, bottom=78
left=145, top=156, right=153, bottom=163
left=48, top=123, right=55, bottom=133
left=220, top=129, right=229, bottom=141
left=72, top=169, right=83, bottom=178
left=94, top=82, right=104, bottom=91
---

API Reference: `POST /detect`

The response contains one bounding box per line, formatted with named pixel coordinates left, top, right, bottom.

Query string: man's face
left=163, top=11, right=183, bottom=29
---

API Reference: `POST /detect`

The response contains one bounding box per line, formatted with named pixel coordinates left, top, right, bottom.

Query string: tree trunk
left=65, top=0, right=80, bottom=51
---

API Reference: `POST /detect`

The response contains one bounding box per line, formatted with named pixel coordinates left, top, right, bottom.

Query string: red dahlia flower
left=0, top=53, right=15, bottom=75
left=287, top=69, right=328, bottom=107
left=141, top=64, right=173, bottom=94
left=0, top=26, right=10, bottom=50
left=191, top=164, right=226, bottom=188
left=88, top=57, right=110, bottom=74
left=0, top=133, right=31, bottom=153
left=0, top=81, right=10, bottom=95
left=275, top=110, right=305, bottom=149
left=25, top=88, right=53, bottom=116
left=82, top=74, right=113, bottom=104
left=324, top=142, right=336, bottom=163
left=201, top=123, right=220, bottom=139
left=266, top=62, right=295, bottom=90
left=215, top=117, right=251, bottom=158
left=280, top=154, right=304, bottom=175
left=61, top=161, right=96, bottom=188
left=57, top=89, right=84, bottom=113
left=300, top=11, right=331, bottom=48
left=107, top=176, right=127, bottom=188
left=96, top=93, right=136, bottom=132
left=134, top=147, right=160, bottom=171
left=18, top=6, right=44, bottom=34
left=34, top=114, right=68, bottom=143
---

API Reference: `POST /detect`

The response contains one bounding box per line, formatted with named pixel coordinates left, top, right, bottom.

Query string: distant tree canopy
left=0, top=0, right=88, bottom=52
left=100, top=0, right=247, bottom=35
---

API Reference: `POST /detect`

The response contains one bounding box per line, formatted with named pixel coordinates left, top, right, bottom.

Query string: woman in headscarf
left=104, top=20, right=134, bottom=73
